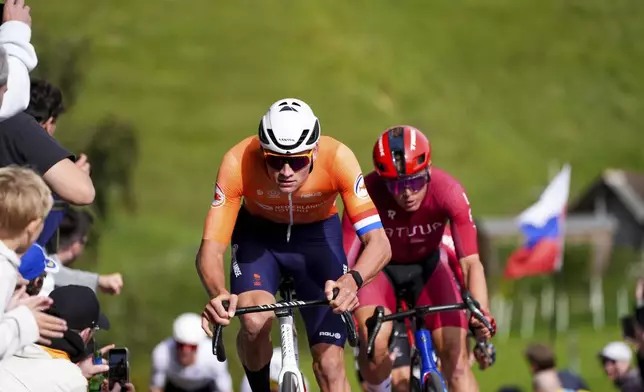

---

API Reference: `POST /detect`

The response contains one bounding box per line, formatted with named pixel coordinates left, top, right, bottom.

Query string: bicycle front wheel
left=281, top=371, right=299, bottom=392
left=423, top=371, right=447, bottom=392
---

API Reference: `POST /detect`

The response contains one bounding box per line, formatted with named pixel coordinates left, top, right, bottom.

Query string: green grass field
left=27, top=0, right=644, bottom=390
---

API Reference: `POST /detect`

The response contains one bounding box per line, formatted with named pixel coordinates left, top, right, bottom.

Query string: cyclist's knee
left=355, top=307, right=393, bottom=364
left=391, top=367, right=410, bottom=392
left=440, top=338, right=471, bottom=383
left=239, top=311, right=274, bottom=340
left=312, top=345, right=345, bottom=382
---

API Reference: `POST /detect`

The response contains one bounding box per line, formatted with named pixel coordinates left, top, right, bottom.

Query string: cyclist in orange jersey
left=197, top=98, right=391, bottom=392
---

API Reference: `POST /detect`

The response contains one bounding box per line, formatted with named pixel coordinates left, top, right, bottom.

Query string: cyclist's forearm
left=464, top=260, right=489, bottom=311
left=353, top=229, right=392, bottom=285
left=196, top=241, right=227, bottom=298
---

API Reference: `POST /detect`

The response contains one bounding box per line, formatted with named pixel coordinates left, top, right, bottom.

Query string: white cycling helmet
left=258, top=98, right=321, bottom=155
left=172, top=313, right=206, bottom=345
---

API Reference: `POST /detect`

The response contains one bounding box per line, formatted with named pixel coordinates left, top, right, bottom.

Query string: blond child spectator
left=0, top=166, right=66, bottom=360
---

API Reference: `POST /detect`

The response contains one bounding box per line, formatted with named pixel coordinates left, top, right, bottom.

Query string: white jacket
left=0, top=20, right=38, bottom=120
left=0, top=344, right=87, bottom=392
left=0, top=241, right=39, bottom=361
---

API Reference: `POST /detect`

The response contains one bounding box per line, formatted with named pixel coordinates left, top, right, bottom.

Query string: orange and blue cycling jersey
left=202, top=135, right=383, bottom=244
left=202, top=135, right=382, bottom=349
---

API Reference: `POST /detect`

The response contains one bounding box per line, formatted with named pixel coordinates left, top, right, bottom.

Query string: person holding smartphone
left=0, top=285, right=132, bottom=392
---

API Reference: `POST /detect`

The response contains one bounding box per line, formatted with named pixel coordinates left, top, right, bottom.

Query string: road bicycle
left=366, top=290, right=495, bottom=392
left=212, top=276, right=358, bottom=392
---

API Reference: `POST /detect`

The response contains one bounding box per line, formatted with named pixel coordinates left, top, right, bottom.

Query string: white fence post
left=521, top=295, right=537, bottom=339
left=541, top=282, right=555, bottom=322
left=617, top=287, right=629, bottom=319
left=590, top=276, right=605, bottom=331
left=556, top=293, right=569, bottom=333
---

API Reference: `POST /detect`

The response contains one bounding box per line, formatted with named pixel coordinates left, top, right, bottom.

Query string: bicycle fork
left=415, top=328, right=448, bottom=390
left=276, top=305, right=306, bottom=391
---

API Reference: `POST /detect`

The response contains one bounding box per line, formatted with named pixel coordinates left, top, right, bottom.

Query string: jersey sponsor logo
left=211, top=184, right=226, bottom=208
left=384, top=222, right=444, bottom=239
left=300, top=191, right=322, bottom=198
left=354, top=174, right=369, bottom=199
left=319, top=331, right=341, bottom=340
left=231, top=244, right=242, bottom=277
left=462, top=192, right=475, bottom=226
left=253, top=201, right=274, bottom=210
left=387, top=210, right=396, bottom=220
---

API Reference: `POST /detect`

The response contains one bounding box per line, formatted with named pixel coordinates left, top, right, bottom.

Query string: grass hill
left=28, top=0, right=643, bottom=389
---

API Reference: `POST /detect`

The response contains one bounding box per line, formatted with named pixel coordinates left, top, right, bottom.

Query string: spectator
left=20, top=78, right=94, bottom=252
left=0, top=166, right=67, bottom=360
left=0, top=0, right=38, bottom=120
left=0, top=285, right=135, bottom=392
left=599, top=341, right=643, bottom=392
left=17, top=243, right=59, bottom=296
left=0, top=81, right=94, bottom=208
left=524, top=343, right=589, bottom=391
left=43, top=208, right=124, bottom=295
left=150, top=313, right=233, bottom=392
left=533, top=370, right=563, bottom=392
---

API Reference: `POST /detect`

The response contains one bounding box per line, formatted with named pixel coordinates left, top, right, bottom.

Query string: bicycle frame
left=415, top=325, right=447, bottom=390
left=398, top=300, right=444, bottom=390
left=211, top=286, right=358, bottom=391
left=275, top=285, right=306, bottom=391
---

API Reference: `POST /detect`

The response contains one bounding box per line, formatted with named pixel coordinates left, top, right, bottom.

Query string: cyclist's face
left=388, top=169, right=430, bottom=212
left=176, top=341, right=198, bottom=366
left=264, top=147, right=317, bottom=194
left=601, top=357, right=629, bottom=380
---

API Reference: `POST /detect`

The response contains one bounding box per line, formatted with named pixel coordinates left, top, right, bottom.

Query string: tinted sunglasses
left=384, top=171, right=430, bottom=195
left=176, top=341, right=198, bottom=351
left=263, top=150, right=313, bottom=172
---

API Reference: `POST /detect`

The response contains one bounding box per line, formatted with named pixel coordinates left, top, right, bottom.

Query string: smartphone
left=621, top=315, right=636, bottom=340
left=108, top=348, right=129, bottom=389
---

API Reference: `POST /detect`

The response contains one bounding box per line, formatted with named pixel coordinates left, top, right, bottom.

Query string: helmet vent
left=417, top=153, right=426, bottom=164
left=279, top=106, right=298, bottom=112
left=266, top=128, right=310, bottom=150
left=258, top=120, right=270, bottom=144
left=305, top=120, right=320, bottom=145
left=291, top=101, right=301, bottom=107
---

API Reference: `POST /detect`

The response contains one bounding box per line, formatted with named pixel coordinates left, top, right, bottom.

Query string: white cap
left=600, top=341, right=632, bottom=362
left=173, top=313, right=206, bottom=345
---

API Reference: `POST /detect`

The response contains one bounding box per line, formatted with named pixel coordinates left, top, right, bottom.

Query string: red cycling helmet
left=372, top=125, right=431, bottom=179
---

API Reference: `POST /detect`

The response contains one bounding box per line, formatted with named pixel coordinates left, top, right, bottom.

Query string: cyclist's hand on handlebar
left=469, top=308, right=496, bottom=340
left=325, top=275, right=359, bottom=314
left=473, top=342, right=496, bottom=370
left=202, top=292, right=238, bottom=334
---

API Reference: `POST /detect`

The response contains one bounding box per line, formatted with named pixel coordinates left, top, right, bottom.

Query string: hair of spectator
left=524, top=343, right=557, bottom=371
left=24, top=79, right=66, bottom=123
left=0, top=47, right=8, bottom=87
left=48, top=208, right=93, bottom=252
left=0, top=166, right=53, bottom=238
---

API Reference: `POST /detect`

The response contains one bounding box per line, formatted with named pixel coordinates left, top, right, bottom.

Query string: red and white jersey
left=343, top=167, right=478, bottom=266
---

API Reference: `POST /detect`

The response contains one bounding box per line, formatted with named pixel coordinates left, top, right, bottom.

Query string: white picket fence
left=490, top=277, right=630, bottom=341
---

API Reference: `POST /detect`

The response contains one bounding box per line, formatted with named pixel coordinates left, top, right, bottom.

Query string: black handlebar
left=366, top=291, right=495, bottom=362
left=211, top=288, right=358, bottom=362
